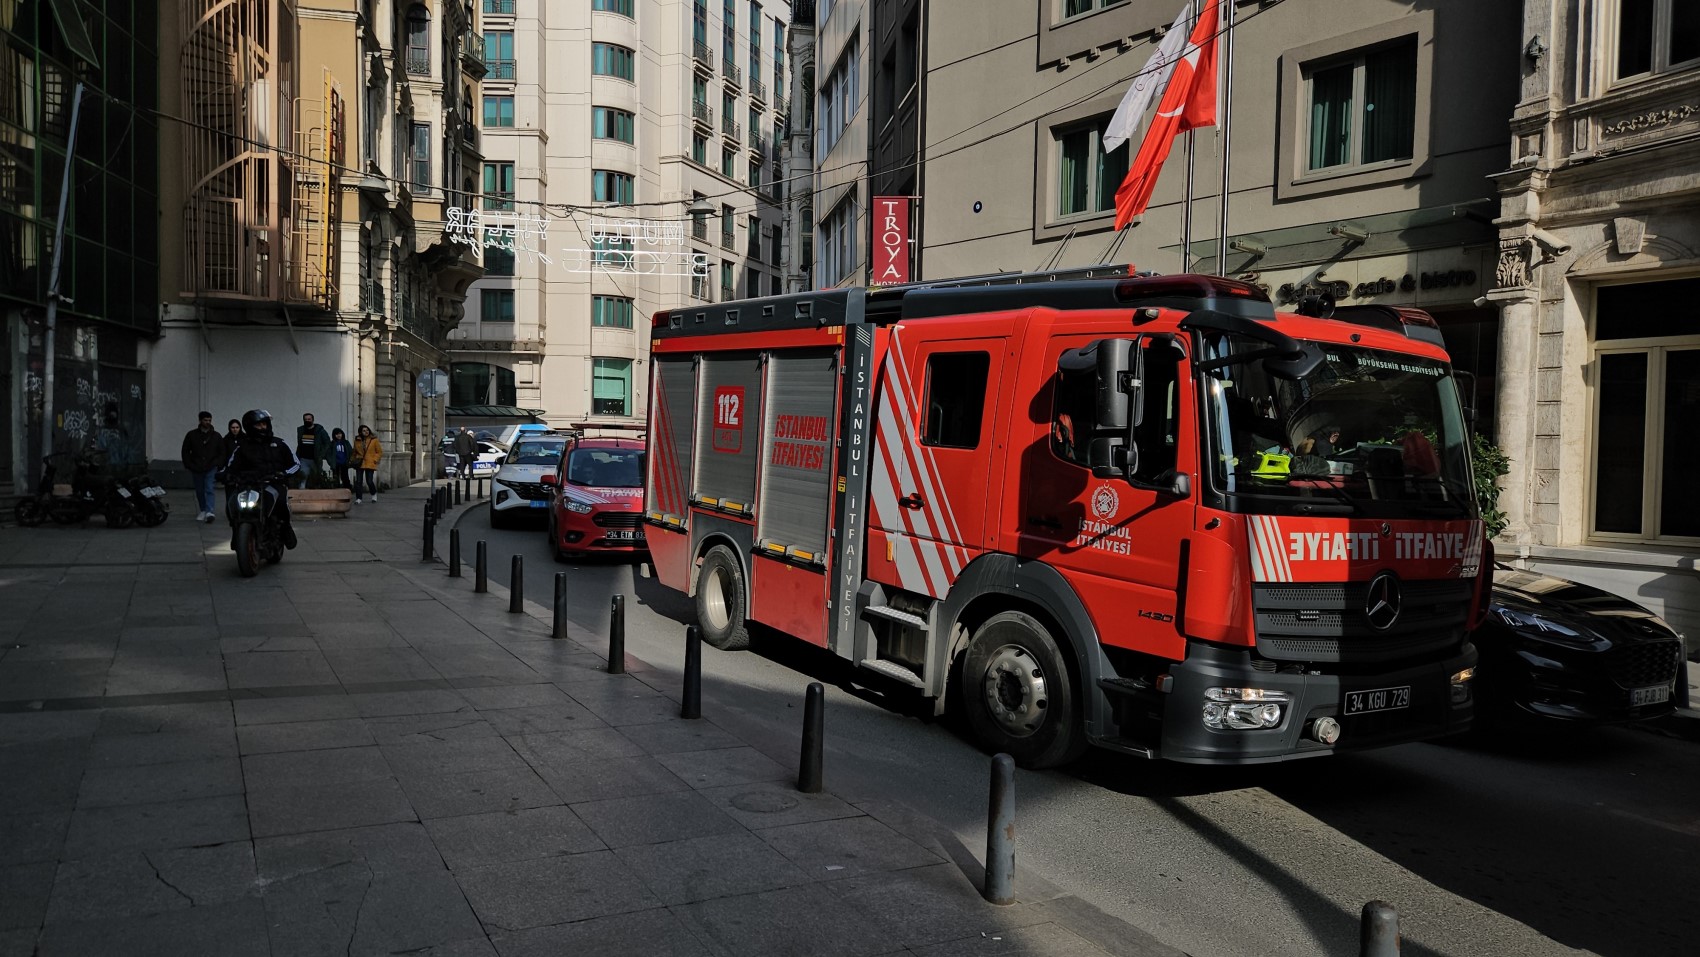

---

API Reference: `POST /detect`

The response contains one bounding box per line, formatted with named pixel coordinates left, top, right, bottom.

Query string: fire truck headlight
left=1449, top=667, right=1475, bottom=705
left=1202, top=687, right=1290, bottom=730
left=563, top=499, right=593, bottom=514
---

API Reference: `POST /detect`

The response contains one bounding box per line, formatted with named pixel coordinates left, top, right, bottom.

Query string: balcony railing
left=692, top=217, right=709, bottom=241
left=721, top=284, right=734, bottom=301
left=483, top=0, right=516, bottom=14
left=722, top=117, right=741, bottom=141
left=692, top=41, right=714, bottom=72
left=486, top=58, right=516, bottom=80
left=775, top=97, right=787, bottom=118
left=461, top=32, right=487, bottom=77
left=748, top=131, right=767, bottom=155
left=692, top=101, right=714, bottom=128
left=405, top=47, right=431, bottom=75
left=721, top=230, right=735, bottom=250
left=723, top=61, right=742, bottom=87
left=749, top=78, right=766, bottom=103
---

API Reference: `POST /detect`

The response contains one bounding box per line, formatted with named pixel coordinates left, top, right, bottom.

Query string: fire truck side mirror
left=1087, top=339, right=1136, bottom=479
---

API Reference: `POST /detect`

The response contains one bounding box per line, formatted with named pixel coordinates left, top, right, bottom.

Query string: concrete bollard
left=552, top=573, right=569, bottom=640
left=1360, top=901, right=1400, bottom=957
left=448, top=528, right=461, bottom=578
left=509, top=555, right=524, bottom=613
left=681, top=624, right=702, bottom=719
left=607, top=595, right=626, bottom=674
left=798, top=682, right=824, bottom=794
left=983, top=753, right=1016, bottom=905
left=474, top=541, right=488, bottom=593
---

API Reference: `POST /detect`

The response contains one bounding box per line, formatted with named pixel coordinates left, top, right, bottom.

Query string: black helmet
left=241, top=409, right=273, bottom=436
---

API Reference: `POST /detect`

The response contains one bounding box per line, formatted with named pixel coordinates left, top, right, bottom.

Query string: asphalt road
left=472, top=507, right=1699, bottom=957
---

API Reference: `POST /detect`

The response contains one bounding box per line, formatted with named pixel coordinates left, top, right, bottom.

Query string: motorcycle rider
left=224, top=409, right=300, bottom=549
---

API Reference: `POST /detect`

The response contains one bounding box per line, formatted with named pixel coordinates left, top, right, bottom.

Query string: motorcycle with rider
left=224, top=409, right=300, bottom=576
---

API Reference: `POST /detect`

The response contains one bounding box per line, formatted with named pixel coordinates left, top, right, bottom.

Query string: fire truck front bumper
left=1154, top=641, right=1478, bottom=765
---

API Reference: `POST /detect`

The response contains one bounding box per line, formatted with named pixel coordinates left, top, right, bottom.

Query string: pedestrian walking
left=453, top=426, right=477, bottom=478
left=219, top=418, right=243, bottom=485
left=329, top=428, right=355, bottom=491
left=180, top=411, right=224, bottom=523
left=352, top=424, right=383, bottom=503
left=295, top=413, right=332, bottom=487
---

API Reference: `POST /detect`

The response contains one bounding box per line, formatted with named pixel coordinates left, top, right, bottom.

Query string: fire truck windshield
left=1199, top=334, right=1475, bottom=519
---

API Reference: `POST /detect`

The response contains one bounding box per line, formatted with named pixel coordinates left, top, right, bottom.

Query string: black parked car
left=1473, top=566, right=1688, bottom=728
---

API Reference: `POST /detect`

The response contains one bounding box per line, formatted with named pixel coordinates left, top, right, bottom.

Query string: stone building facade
left=1491, top=0, right=1700, bottom=639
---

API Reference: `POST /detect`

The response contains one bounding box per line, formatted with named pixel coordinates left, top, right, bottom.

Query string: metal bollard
left=422, top=498, right=433, bottom=524
left=552, top=572, right=569, bottom=640
left=983, top=753, right=1016, bottom=905
left=607, top=595, right=626, bottom=674
left=453, top=480, right=462, bottom=506
left=421, top=514, right=434, bottom=563
left=448, top=528, right=461, bottom=577
left=797, top=682, right=824, bottom=794
left=509, top=555, right=524, bottom=613
left=478, top=477, right=487, bottom=499
left=1360, top=901, right=1400, bottom=957
left=474, top=541, right=488, bottom=593
left=681, top=624, right=702, bottom=719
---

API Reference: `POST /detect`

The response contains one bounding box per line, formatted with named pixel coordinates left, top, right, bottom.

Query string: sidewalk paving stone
left=233, top=693, right=360, bottom=726
left=489, top=910, right=712, bottom=957
left=35, top=896, right=270, bottom=957
left=424, top=806, right=605, bottom=870
left=531, top=754, right=692, bottom=804
left=612, top=830, right=812, bottom=905
left=43, top=843, right=259, bottom=923
left=76, top=756, right=245, bottom=808
left=395, top=765, right=560, bottom=819
left=236, top=717, right=374, bottom=755
left=571, top=790, right=744, bottom=849
left=655, top=744, right=793, bottom=790
left=456, top=850, right=660, bottom=932
left=63, top=795, right=251, bottom=857
left=756, top=815, right=945, bottom=881
left=88, top=728, right=238, bottom=767
left=246, top=777, right=417, bottom=838
left=254, top=821, right=444, bottom=881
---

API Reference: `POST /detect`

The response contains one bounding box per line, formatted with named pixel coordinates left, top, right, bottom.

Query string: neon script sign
left=444, top=210, right=709, bottom=277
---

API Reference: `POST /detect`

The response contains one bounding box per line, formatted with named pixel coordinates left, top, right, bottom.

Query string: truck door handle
left=898, top=493, right=925, bottom=510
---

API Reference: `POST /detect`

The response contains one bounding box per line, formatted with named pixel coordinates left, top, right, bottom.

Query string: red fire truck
left=644, top=270, right=1489, bottom=767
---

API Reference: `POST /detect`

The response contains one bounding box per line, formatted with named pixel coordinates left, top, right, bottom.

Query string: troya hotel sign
left=1240, top=249, right=1492, bottom=308
left=444, top=209, right=710, bottom=277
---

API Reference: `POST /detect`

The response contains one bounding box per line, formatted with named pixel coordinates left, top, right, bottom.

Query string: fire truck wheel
left=961, top=611, right=1084, bottom=769
left=695, top=545, right=751, bottom=651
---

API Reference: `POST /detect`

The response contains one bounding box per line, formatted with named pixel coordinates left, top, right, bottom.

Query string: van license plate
left=1344, top=686, right=1411, bottom=715
left=1631, top=685, right=1670, bottom=707
left=606, top=530, right=643, bottom=542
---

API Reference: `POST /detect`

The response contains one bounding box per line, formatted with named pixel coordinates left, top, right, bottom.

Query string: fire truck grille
left=1604, top=640, right=1681, bottom=689
left=593, top=512, right=641, bottom=529
left=1252, top=579, right=1473, bottom=664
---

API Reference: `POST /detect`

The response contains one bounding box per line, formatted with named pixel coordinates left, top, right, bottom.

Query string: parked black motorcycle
left=13, top=452, right=160, bottom=528
left=227, top=472, right=288, bottom=577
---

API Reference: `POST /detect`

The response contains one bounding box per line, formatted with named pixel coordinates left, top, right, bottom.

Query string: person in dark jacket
left=329, top=428, right=355, bottom=491
left=182, top=411, right=225, bottom=523
left=219, top=419, right=243, bottom=483
left=227, top=409, right=301, bottom=548
left=453, top=427, right=477, bottom=478
left=295, top=413, right=332, bottom=487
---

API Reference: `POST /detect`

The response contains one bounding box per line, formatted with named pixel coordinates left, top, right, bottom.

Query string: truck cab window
left=1131, top=339, right=1180, bottom=484
left=923, top=351, right=991, bottom=448
left=1050, top=361, right=1094, bottom=467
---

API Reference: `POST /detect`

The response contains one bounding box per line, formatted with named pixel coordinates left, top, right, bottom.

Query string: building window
left=592, top=42, right=636, bottom=81
left=721, top=204, right=736, bottom=248
left=923, top=353, right=991, bottom=448
left=746, top=215, right=761, bottom=257
left=409, top=122, right=432, bottom=189
left=692, top=133, right=708, bottom=164
left=1616, top=0, right=1700, bottom=80
left=480, top=289, right=515, bottom=322
left=483, top=95, right=515, bottom=128
left=692, top=268, right=711, bottom=300
left=592, top=170, right=635, bottom=203
left=484, top=31, right=515, bottom=80
left=483, top=0, right=516, bottom=14
left=593, top=107, right=636, bottom=143
left=1591, top=278, right=1700, bottom=542
left=1303, top=38, right=1417, bottom=173
left=817, top=35, right=859, bottom=155
left=592, top=358, right=633, bottom=415
left=817, top=197, right=856, bottom=287
left=483, top=162, right=515, bottom=209
left=721, top=260, right=735, bottom=300
left=405, top=5, right=431, bottom=74
left=749, top=159, right=763, bottom=191
left=694, top=0, right=708, bottom=46
left=485, top=247, right=515, bottom=276
left=724, top=0, right=737, bottom=66
left=750, top=1, right=763, bottom=83
left=592, top=295, right=635, bottom=328
left=1054, top=118, right=1128, bottom=218
left=722, top=147, right=737, bottom=179
left=770, top=273, right=782, bottom=296
left=592, top=0, right=635, bottom=18
left=593, top=235, right=635, bottom=267
left=1060, top=0, right=1118, bottom=20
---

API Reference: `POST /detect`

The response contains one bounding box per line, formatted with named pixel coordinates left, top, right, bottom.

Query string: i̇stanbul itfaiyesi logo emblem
left=1091, top=485, right=1120, bottom=521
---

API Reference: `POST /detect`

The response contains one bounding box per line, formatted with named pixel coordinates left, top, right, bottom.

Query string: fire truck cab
left=645, top=271, right=1488, bottom=767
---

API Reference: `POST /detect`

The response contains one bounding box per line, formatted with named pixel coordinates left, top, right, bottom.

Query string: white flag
left=1101, top=2, right=1194, bottom=154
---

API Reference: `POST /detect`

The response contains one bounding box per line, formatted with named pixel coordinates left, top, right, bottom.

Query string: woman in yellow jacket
left=351, top=425, right=384, bottom=503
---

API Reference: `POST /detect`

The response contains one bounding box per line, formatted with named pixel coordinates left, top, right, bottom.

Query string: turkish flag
left=1112, top=0, right=1220, bottom=231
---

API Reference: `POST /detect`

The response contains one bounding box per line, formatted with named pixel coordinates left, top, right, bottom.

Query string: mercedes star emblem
left=1365, top=571, right=1402, bottom=631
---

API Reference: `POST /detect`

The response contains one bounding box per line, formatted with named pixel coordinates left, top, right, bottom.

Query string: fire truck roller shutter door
left=694, top=355, right=763, bottom=513
left=649, top=358, right=698, bottom=523
left=757, top=350, right=838, bottom=559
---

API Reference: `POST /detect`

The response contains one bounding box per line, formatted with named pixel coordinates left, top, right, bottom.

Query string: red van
left=547, top=425, right=647, bottom=560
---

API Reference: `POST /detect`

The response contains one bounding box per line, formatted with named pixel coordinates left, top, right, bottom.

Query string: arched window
left=405, top=5, right=431, bottom=75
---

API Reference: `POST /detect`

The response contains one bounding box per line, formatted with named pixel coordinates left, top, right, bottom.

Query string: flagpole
left=1215, top=0, right=1236, bottom=272
left=1182, top=131, right=1195, bottom=272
